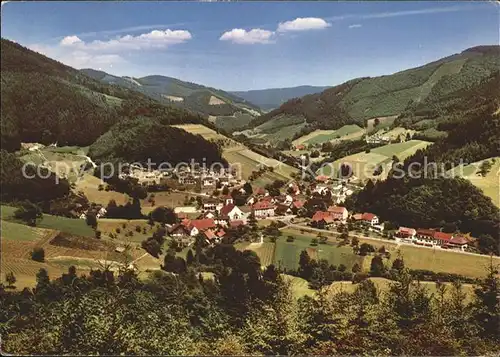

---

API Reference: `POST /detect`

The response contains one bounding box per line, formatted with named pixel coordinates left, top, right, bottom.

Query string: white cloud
left=348, top=24, right=362, bottom=29
left=277, top=17, right=331, bottom=32
left=60, top=35, right=83, bottom=46
left=60, top=29, right=192, bottom=52
left=219, top=28, right=274, bottom=44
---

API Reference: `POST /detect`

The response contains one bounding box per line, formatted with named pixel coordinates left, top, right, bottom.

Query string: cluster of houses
left=310, top=208, right=382, bottom=230
left=119, top=165, right=242, bottom=189
left=396, top=227, right=470, bottom=251
left=365, top=133, right=390, bottom=144
left=79, top=206, right=107, bottom=221
left=314, top=177, right=355, bottom=204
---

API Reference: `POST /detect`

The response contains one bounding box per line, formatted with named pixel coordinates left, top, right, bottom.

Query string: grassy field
left=447, top=157, right=499, bottom=207
left=293, top=125, right=364, bottom=146
left=282, top=274, right=316, bottom=298
left=276, top=229, right=363, bottom=271
left=328, top=277, right=476, bottom=301
left=140, top=191, right=201, bottom=214
left=282, top=226, right=500, bottom=279
left=317, top=139, right=431, bottom=181
left=97, top=218, right=153, bottom=243
left=223, top=146, right=298, bottom=183
left=1, top=205, right=95, bottom=237
left=366, top=115, right=398, bottom=131
left=173, top=124, right=239, bottom=146
left=1, top=220, right=52, bottom=241
left=74, top=173, right=130, bottom=206
left=215, top=112, right=255, bottom=133
left=235, top=241, right=275, bottom=266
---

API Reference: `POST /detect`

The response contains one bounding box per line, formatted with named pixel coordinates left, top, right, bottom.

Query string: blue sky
left=1, top=1, right=498, bottom=91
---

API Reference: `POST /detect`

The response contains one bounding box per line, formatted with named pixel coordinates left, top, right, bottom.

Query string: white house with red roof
left=361, top=213, right=379, bottom=226
left=252, top=200, right=276, bottom=218
left=327, top=206, right=349, bottom=222
left=311, top=211, right=335, bottom=227
left=219, top=203, right=245, bottom=222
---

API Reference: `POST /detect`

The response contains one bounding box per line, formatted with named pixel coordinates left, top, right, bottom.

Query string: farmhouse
left=327, top=206, right=349, bottom=222
left=361, top=212, right=378, bottom=226
left=396, top=227, right=416, bottom=241
left=311, top=211, right=335, bottom=228
left=252, top=201, right=276, bottom=218
left=414, top=229, right=466, bottom=249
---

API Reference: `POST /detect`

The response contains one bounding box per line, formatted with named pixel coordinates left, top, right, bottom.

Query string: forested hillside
left=347, top=106, right=500, bottom=254
left=0, top=39, right=208, bottom=151
left=249, top=46, right=500, bottom=134
left=1, top=245, right=499, bottom=355
left=81, top=69, right=261, bottom=118
left=232, top=85, right=330, bottom=110
left=88, top=117, right=226, bottom=167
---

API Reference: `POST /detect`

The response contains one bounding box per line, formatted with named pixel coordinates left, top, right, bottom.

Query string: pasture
left=283, top=226, right=499, bottom=279
left=447, top=157, right=499, bottom=207
left=276, top=229, right=363, bottom=271
left=317, top=139, right=431, bottom=181
left=223, top=146, right=298, bottom=183
left=293, top=124, right=364, bottom=146
left=1, top=205, right=95, bottom=237
left=98, top=218, right=153, bottom=243
left=173, top=124, right=239, bottom=147
left=366, top=115, right=397, bottom=131
left=74, top=173, right=129, bottom=206
left=328, top=277, right=476, bottom=302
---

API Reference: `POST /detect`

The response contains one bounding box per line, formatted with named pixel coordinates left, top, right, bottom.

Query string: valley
left=1, top=7, right=499, bottom=353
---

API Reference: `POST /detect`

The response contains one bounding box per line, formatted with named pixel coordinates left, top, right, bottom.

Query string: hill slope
left=249, top=46, right=500, bottom=140
left=1, top=38, right=208, bottom=151
left=232, top=85, right=330, bottom=111
left=81, top=69, right=261, bottom=120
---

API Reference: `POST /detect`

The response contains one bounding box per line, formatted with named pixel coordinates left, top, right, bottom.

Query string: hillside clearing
left=293, top=124, right=364, bottom=146
left=447, top=157, right=500, bottom=207
left=317, top=140, right=431, bottom=182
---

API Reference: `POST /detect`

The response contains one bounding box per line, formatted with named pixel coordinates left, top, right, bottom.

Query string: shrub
left=31, top=247, right=45, bottom=262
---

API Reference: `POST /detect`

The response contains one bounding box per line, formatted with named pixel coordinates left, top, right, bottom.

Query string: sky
left=1, top=1, right=499, bottom=91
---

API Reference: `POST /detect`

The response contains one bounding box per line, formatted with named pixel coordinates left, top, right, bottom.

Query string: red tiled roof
left=216, top=229, right=226, bottom=237
left=189, top=219, right=216, bottom=231
left=253, top=201, right=275, bottom=210
left=398, top=227, right=416, bottom=235
left=450, top=236, right=468, bottom=245
left=292, top=200, right=304, bottom=208
left=169, top=223, right=189, bottom=234
left=316, top=175, right=329, bottom=182
left=230, top=220, right=244, bottom=228
left=181, top=218, right=192, bottom=227
left=361, top=213, right=377, bottom=221
left=417, top=229, right=437, bottom=237
left=204, top=229, right=216, bottom=240
left=328, top=206, right=347, bottom=214
left=311, top=211, right=334, bottom=223
left=219, top=204, right=236, bottom=216
left=352, top=213, right=363, bottom=220
left=434, top=231, right=453, bottom=241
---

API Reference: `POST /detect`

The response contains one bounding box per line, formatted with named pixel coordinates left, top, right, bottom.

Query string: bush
left=286, top=235, right=295, bottom=242
left=31, top=247, right=45, bottom=262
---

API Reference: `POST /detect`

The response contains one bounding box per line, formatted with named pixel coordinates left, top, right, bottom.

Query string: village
left=91, top=163, right=473, bottom=254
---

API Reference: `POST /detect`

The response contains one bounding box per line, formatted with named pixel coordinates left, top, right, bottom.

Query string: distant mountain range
left=247, top=45, right=500, bottom=142
left=231, top=85, right=331, bottom=111
left=81, top=68, right=261, bottom=119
